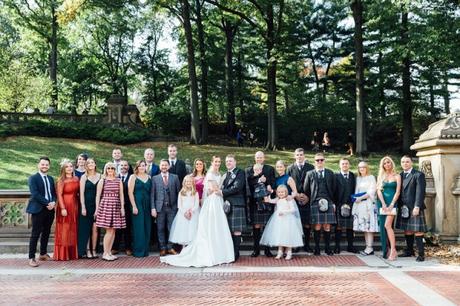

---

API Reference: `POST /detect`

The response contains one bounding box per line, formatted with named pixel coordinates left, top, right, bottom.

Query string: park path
left=0, top=252, right=458, bottom=305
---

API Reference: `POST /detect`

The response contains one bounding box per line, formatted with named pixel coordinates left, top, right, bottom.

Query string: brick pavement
left=408, top=271, right=460, bottom=304
left=0, top=272, right=416, bottom=305
left=0, top=255, right=365, bottom=270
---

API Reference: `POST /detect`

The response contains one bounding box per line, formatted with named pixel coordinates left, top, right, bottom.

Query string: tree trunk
left=50, top=3, right=58, bottom=108
left=181, top=0, right=201, bottom=144
left=351, top=0, right=367, bottom=155
left=443, top=70, right=450, bottom=114
left=265, top=4, right=277, bottom=151
left=429, top=71, right=436, bottom=120
left=236, top=43, right=244, bottom=116
left=224, top=20, right=236, bottom=136
left=378, top=50, right=386, bottom=117
left=195, top=0, right=209, bottom=142
left=401, top=10, right=413, bottom=154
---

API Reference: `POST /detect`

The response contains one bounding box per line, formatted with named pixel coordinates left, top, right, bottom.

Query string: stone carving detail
left=441, top=113, right=460, bottom=139
left=420, top=160, right=434, bottom=179
left=0, top=201, right=27, bottom=227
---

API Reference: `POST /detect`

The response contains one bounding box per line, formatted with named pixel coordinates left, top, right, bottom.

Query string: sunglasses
left=107, top=167, right=116, bottom=170
left=315, top=159, right=325, bottom=162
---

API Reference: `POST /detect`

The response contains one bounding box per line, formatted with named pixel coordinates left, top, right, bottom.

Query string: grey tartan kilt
left=251, top=206, right=272, bottom=225
left=336, top=204, right=354, bottom=229
left=310, top=200, right=337, bottom=225
left=396, top=209, right=427, bottom=233
left=297, top=203, right=311, bottom=225
left=227, top=206, right=247, bottom=233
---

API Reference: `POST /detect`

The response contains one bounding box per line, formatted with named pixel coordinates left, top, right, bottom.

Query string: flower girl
left=169, top=175, right=200, bottom=247
left=260, top=185, right=303, bottom=260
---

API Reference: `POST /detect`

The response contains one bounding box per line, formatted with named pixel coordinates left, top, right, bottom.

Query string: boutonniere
left=231, top=173, right=236, bottom=179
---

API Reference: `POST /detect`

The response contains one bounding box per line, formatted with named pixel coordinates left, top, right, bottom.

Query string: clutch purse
left=351, top=192, right=366, bottom=203
left=379, top=207, right=397, bottom=216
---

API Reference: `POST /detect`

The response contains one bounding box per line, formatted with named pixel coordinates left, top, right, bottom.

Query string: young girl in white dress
left=260, top=185, right=303, bottom=260
left=169, top=175, right=200, bottom=246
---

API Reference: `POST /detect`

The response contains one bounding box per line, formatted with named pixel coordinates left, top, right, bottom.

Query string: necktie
left=171, top=161, right=175, bottom=168
left=43, top=176, right=51, bottom=200
left=344, top=174, right=348, bottom=180
left=298, top=164, right=303, bottom=171
left=319, top=170, right=324, bottom=178
left=163, top=175, right=168, bottom=186
left=121, top=176, right=125, bottom=183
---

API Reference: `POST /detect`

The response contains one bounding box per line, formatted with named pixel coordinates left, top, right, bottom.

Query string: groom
left=222, top=154, right=247, bottom=261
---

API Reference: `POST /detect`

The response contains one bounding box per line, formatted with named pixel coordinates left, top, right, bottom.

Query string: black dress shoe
left=303, top=246, right=313, bottom=253
left=399, top=251, right=415, bottom=257
left=292, top=247, right=300, bottom=253
left=346, top=246, right=359, bottom=254
left=250, top=250, right=260, bottom=257
left=314, top=249, right=320, bottom=256
left=416, top=256, right=425, bottom=262
left=326, top=250, right=334, bottom=256
left=264, top=248, right=274, bottom=257
left=334, top=247, right=341, bottom=254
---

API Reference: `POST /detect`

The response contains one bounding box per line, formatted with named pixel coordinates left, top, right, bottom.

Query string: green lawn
left=0, top=136, right=404, bottom=189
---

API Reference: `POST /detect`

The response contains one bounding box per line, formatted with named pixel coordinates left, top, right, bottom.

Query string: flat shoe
left=360, top=250, right=374, bottom=256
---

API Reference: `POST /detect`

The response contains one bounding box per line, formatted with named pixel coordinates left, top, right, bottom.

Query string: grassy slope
left=0, top=136, right=401, bottom=189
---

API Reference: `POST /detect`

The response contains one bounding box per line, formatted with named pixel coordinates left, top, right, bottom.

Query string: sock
left=346, top=229, right=354, bottom=248
left=253, top=228, right=260, bottom=252
left=335, top=229, right=342, bottom=249
left=304, top=227, right=311, bottom=249
left=324, top=231, right=331, bottom=252
left=415, top=236, right=424, bottom=257
left=405, top=234, right=415, bottom=254
left=314, top=230, right=321, bottom=251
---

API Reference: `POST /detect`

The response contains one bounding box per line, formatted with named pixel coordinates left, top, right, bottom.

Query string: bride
left=160, top=156, right=234, bottom=267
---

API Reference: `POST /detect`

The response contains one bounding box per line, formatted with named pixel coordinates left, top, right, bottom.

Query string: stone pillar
left=452, top=176, right=460, bottom=242
left=106, top=94, right=127, bottom=124
left=411, top=113, right=460, bottom=242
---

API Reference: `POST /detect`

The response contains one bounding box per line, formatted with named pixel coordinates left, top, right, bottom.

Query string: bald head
left=255, top=151, right=265, bottom=164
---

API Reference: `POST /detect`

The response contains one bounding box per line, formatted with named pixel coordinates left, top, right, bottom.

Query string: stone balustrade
left=0, top=190, right=30, bottom=230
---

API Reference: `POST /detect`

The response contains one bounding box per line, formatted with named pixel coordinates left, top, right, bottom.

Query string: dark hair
left=39, top=156, right=50, bottom=163
left=160, top=159, right=170, bottom=165
left=76, top=153, right=89, bottom=165
left=294, top=148, right=304, bottom=154
left=401, top=155, right=413, bottom=161
left=133, top=160, right=146, bottom=175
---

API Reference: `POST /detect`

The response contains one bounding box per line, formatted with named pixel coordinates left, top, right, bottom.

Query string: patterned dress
left=96, top=178, right=126, bottom=229
left=352, top=175, right=378, bottom=232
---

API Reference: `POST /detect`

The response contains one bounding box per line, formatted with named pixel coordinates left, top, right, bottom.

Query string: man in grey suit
left=151, top=159, right=181, bottom=256
left=396, top=155, right=427, bottom=262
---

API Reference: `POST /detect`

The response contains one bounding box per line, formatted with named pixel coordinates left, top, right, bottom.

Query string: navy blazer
left=149, top=163, right=160, bottom=177
left=26, top=173, right=57, bottom=214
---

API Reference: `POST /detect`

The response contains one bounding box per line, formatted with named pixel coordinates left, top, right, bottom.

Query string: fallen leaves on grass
left=426, top=245, right=460, bottom=265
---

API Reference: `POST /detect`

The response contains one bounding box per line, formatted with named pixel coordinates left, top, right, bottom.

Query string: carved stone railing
left=0, top=190, right=31, bottom=230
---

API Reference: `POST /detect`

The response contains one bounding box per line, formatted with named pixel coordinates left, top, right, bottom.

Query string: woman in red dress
left=54, top=159, right=79, bottom=260
left=192, top=158, right=207, bottom=205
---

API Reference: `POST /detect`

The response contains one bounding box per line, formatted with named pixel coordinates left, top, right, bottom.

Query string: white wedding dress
left=160, top=171, right=234, bottom=267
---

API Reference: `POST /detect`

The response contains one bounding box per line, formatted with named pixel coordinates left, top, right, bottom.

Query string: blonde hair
left=276, top=184, right=289, bottom=199
left=103, top=162, right=117, bottom=178
left=85, top=158, right=97, bottom=174
left=59, top=159, right=74, bottom=182
left=357, top=161, right=370, bottom=177
left=253, top=163, right=263, bottom=171
left=377, top=156, right=396, bottom=190
left=180, top=175, right=197, bottom=196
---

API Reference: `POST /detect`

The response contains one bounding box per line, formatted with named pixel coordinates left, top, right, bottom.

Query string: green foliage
left=0, top=120, right=151, bottom=144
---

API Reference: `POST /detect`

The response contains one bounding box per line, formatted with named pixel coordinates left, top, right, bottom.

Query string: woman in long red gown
left=54, top=159, right=79, bottom=260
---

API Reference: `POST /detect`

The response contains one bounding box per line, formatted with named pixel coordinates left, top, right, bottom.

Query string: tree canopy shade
left=0, top=0, right=459, bottom=152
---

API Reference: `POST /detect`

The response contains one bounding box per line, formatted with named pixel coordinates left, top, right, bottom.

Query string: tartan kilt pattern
left=297, top=203, right=310, bottom=225
left=310, top=201, right=337, bottom=225
left=251, top=207, right=272, bottom=225
left=396, top=209, right=428, bottom=233
left=227, top=206, right=247, bottom=233
left=336, top=204, right=354, bottom=229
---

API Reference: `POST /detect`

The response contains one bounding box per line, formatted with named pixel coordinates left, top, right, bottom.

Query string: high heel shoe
left=388, top=249, right=397, bottom=261
left=91, top=249, right=98, bottom=259
left=86, top=249, right=93, bottom=259
left=275, top=250, right=283, bottom=260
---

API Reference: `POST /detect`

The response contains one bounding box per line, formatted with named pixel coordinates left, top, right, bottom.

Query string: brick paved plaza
left=0, top=253, right=459, bottom=305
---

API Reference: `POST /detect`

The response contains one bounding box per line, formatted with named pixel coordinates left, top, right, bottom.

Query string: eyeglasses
left=107, top=167, right=116, bottom=170
left=315, top=159, right=325, bottom=162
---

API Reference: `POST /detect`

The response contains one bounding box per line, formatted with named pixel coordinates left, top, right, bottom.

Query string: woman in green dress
left=128, top=160, right=152, bottom=257
left=376, top=156, right=401, bottom=261
left=78, top=158, right=101, bottom=258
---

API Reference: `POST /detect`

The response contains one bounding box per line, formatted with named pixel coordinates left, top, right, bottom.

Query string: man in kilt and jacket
left=396, top=155, right=427, bottom=262
left=246, top=151, right=276, bottom=257
left=304, top=153, right=337, bottom=256
left=334, top=157, right=357, bottom=254
left=222, top=154, right=247, bottom=261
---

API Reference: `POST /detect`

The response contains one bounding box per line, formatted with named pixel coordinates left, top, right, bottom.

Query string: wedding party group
left=26, top=144, right=427, bottom=268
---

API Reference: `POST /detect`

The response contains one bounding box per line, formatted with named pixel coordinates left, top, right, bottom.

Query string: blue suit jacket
left=150, top=163, right=160, bottom=177
left=26, top=173, right=57, bottom=214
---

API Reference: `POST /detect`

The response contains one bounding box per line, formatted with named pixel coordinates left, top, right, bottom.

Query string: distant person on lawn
left=27, top=156, right=57, bottom=267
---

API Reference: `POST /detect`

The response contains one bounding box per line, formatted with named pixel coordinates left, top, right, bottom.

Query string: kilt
left=297, top=202, right=310, bottom=226
left=249, top=199, right=272, bottom=225
left=227, top=206, right=247, bottom=233
left=396, top=209, right=427, bottom=233
left=310, top=200, right=336, bottom=225
left=336, top=204, right=353, bottom=229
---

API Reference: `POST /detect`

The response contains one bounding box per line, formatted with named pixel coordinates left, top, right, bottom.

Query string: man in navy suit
left=144, top=148, right=160, bottom=177
left=27, top=156, right=56, bottom=267
left=167, top=144, right=187, bottom=184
